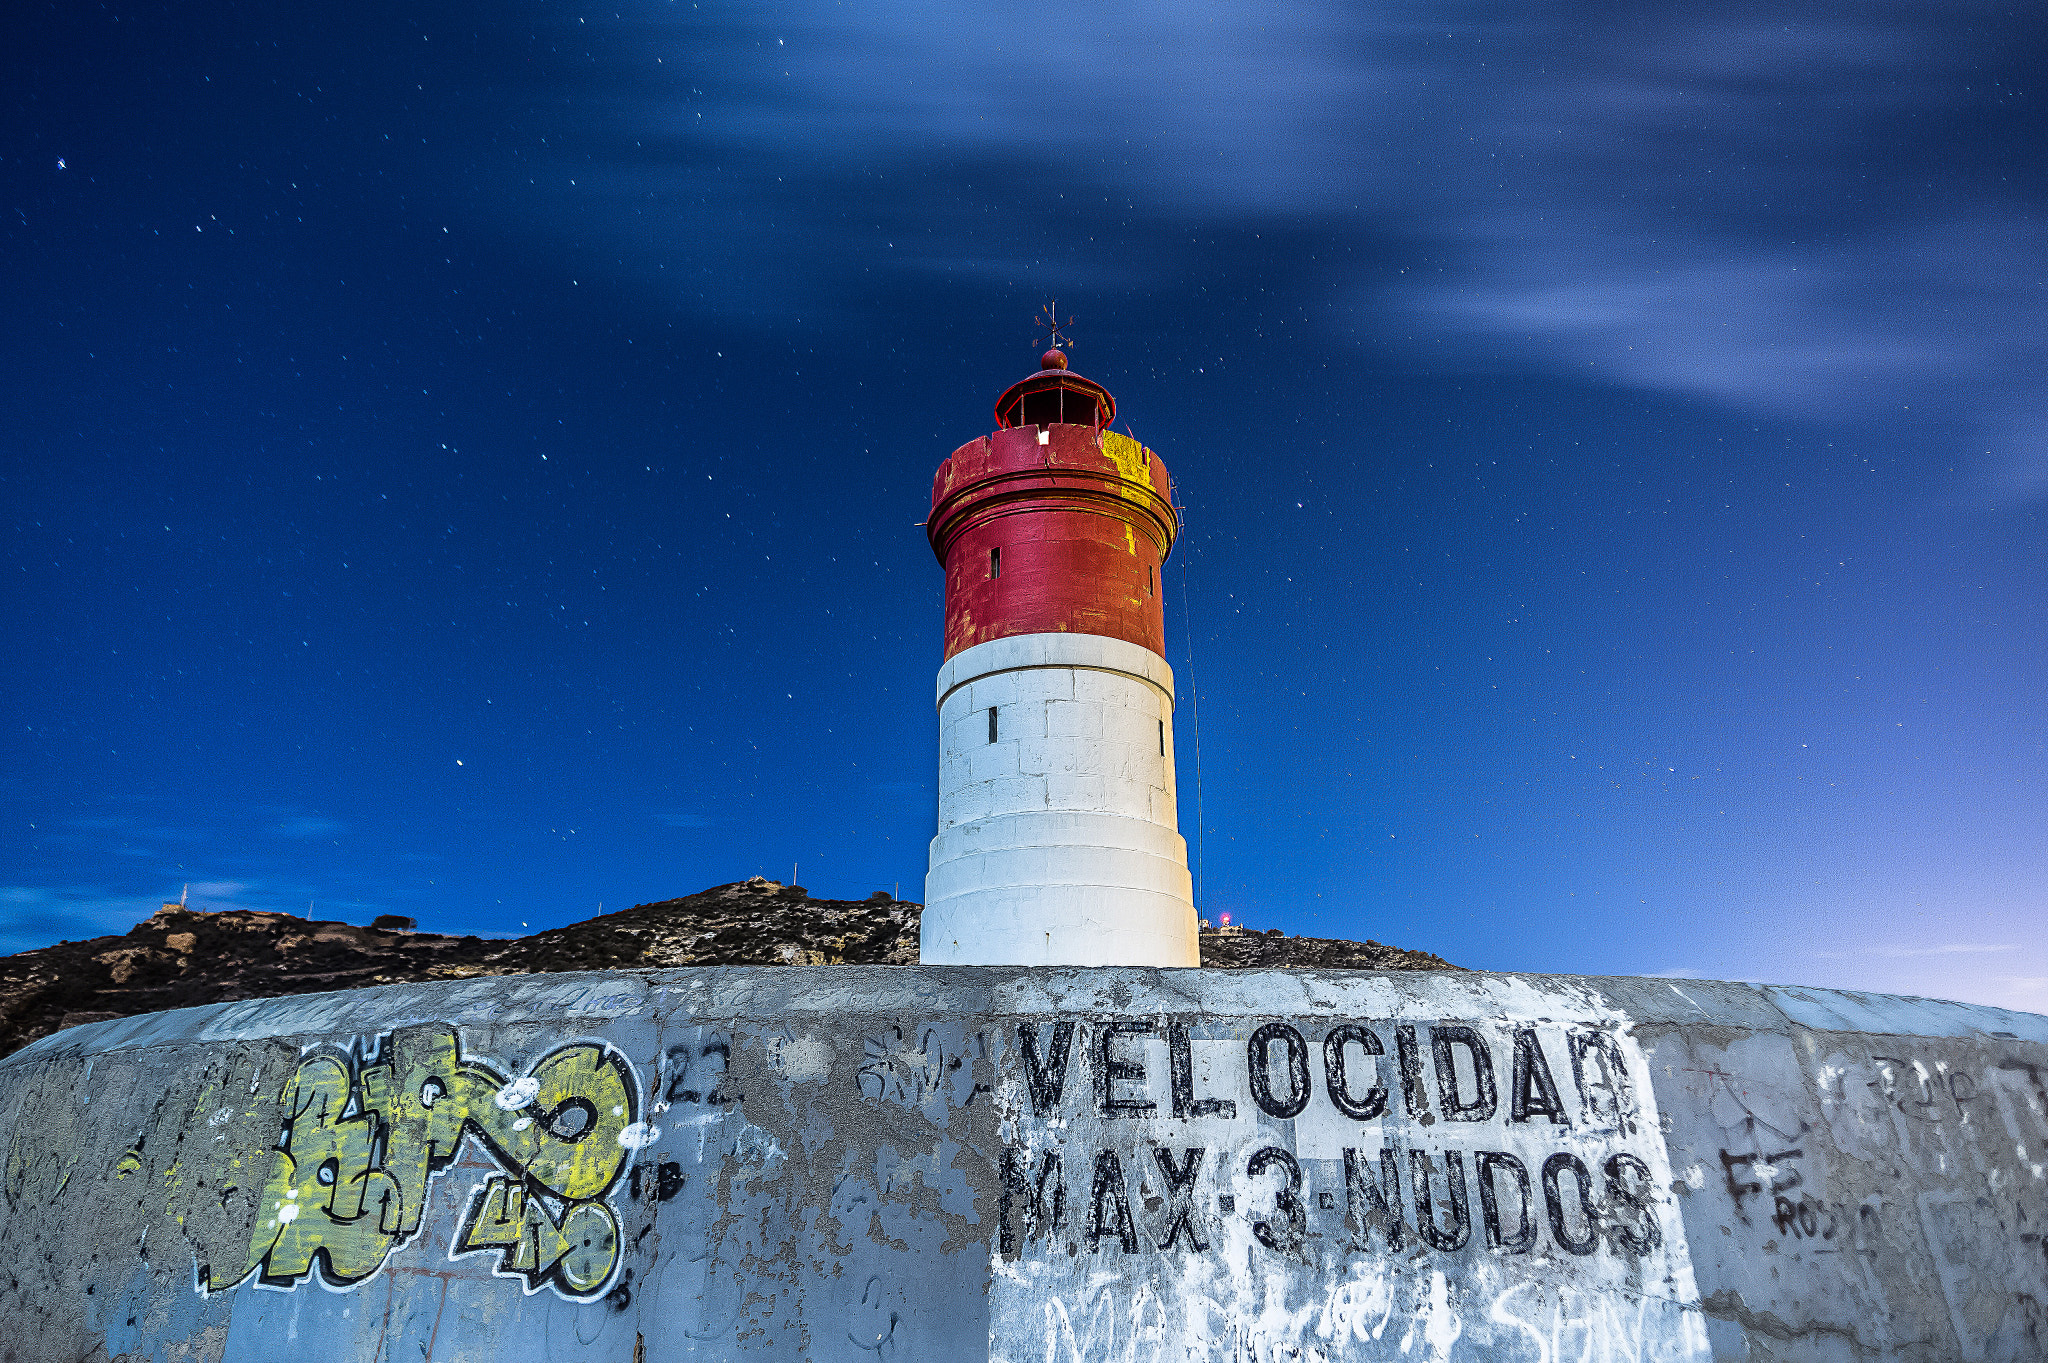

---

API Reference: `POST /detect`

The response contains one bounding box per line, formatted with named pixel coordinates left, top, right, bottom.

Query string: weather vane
left=1035, top=299, right=1074, bottom=353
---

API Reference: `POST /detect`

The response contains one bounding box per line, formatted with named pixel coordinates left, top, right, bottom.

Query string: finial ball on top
left=1041, top=348, right=1069, bottom=370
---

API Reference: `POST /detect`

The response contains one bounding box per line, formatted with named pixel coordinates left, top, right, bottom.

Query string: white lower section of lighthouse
left=920, top=632, right=1198, bottom=966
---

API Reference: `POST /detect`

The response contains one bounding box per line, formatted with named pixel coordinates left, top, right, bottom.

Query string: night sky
left=6, top=0, right=2043, bottom=1008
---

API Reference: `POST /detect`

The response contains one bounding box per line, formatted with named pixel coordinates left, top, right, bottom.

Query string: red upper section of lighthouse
left=929, top=352, right=1177, bottom=661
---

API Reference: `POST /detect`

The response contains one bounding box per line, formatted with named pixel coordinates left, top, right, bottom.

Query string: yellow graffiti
left=1099, top=429, right=1152, bottom=487
left=501, top=1046, right=637, bottom=1196
left=215, top=1026, right=635, bottom=1297
left=247, top=1055, right=402, bottom=1283
left=456, top=1174, right=621, bottom=1295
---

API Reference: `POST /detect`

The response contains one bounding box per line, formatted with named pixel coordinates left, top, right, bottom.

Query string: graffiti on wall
left=1674, top=1037, right=2048, bottom=1359
left=201, top=1024, right=642, bottom=1299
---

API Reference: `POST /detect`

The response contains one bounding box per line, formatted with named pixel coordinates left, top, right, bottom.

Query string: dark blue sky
left=5, top=0, right=2043, bottom=1006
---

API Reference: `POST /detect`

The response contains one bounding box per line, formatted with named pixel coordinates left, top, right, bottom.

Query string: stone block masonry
left=925, top=633, right=1193, bottom=967
left=0, top=966, right=2043, bottom=1360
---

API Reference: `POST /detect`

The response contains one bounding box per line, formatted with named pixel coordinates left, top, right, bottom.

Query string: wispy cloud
left=50, top=813, right=206, bottom=848
left=552, top=0, right=2047, bottom=496
left=0, top=885, right=169, bottom=955
left=273, top=816, right=345, bottom=839
left=0, top=875, right=416, bottom=955
left=182, top=880, right=263, bottom=907
left=1403, top=217, right=2048, bottom=499
left=2000, top=977, right=2048, bottom=1003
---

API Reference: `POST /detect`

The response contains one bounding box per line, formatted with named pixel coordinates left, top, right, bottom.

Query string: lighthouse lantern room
left=919, top=340, right=1197, bottom=966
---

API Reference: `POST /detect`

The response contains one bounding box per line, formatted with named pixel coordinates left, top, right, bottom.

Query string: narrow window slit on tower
left=1147, top=564, right=1153, bottom=596
left=989, top=707, right=999, bottom=743
left=1159, top=720, right=1166, bottom=755
left=990, top=546, right=1001, bottom=578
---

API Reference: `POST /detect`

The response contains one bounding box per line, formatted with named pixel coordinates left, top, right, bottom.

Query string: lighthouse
left=920, top=343, right=1197, bottom=966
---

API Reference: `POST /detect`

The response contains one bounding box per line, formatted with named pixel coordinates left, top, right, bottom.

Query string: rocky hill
left=0, top=879, right=1457, bottom=1058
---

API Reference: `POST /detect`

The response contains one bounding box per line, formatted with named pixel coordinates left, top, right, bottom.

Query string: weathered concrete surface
left=0, top=967, right=2041, bottom=1362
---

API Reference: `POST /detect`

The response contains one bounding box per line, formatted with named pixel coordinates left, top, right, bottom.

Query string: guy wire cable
left=1179, top=509, right=1205, bottom=915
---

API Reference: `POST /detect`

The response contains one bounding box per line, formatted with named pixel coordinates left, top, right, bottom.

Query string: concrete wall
left=925, top=633, right=1195, bottom=966
left=1, top=967, right=2043, bottom=1362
